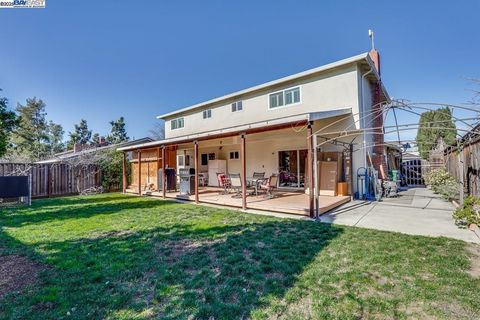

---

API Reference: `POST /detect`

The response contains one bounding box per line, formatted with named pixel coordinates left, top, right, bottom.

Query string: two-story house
left=118, top=50, right=390, bottom=217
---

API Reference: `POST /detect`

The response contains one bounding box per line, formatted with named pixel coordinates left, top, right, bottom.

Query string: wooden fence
left=0, top=163, right=104, bottom=198
left=444, top=141, right=480, bottom=197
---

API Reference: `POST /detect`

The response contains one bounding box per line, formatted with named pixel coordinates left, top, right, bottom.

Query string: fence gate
left=401, top=159, right=427, bottom=187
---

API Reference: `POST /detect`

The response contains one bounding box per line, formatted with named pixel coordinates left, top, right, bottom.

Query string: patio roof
left=117, top=108, right=352, bottom=152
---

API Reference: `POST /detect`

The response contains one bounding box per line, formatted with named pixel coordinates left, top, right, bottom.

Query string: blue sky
left=1, top=0, right=479, bottom=141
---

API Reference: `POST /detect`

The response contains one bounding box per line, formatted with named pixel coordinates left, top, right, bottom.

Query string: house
left=118, top=50, right=390, bottom=216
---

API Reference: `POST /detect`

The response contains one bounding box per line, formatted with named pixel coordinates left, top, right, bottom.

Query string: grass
left=0, top=193, right=479, bottom=319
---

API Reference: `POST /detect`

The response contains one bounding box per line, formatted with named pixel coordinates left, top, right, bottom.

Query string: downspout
left=360, top=68, right=373, bottom=169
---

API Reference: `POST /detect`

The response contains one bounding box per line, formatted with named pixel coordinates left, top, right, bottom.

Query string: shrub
left=453, top=195, right=480, bottom=227
left=99, top=150, right=130, bottom=191
left=424, top=168, right=459, bottom=201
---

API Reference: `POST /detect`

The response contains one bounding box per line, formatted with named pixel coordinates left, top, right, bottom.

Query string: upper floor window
left=269, top=86, right=301, bottom=109
left=231, top=101, right=243, bottom=112
left=203, top=109, right=212, bottom=119
left=171, top=117, right=184, bottom=130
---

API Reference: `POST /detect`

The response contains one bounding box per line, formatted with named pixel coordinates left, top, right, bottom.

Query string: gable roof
left=157, top=52, right=389, bottom=119
left=36, top=137, right=154, bottom=164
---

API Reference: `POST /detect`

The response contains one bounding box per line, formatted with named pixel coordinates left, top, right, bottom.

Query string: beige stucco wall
left=164, top=64, right=361, bottom=139
left=174, top=121, right=368, bottom=193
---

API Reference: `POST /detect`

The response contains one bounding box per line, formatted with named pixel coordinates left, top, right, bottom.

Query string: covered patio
left=119, top=109, right=361, bottom=217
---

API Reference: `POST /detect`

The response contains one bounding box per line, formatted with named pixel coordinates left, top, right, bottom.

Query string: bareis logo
left=0, top=0, right=45, bottom=8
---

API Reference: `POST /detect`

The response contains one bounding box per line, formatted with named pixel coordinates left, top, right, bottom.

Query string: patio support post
left=307, top=121, right=314, bottom=217
left=349, top=143, right=354, bottom=200
left=241, top=133, right=247, bottom=210
left=313, top=134, right=319, bottom=219
left=156, top=147, right=161, bottom=191
left=138, top=150, right=142, bottom=195
left=122, top=152, right=127, bottom=193
left=194, top=141, right=199, bottom=204
left=459, top=146, right=465, bottom=206
left=162, top=146, right=166, bottom=199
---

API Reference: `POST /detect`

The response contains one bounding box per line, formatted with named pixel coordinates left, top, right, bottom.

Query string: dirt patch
left=0, top=254, right=45, bottom=299
left=466, top=243, right=480, bottom=278
left=155, top=238, right=225, bottom=262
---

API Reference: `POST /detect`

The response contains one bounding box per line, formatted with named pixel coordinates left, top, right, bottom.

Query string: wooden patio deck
left=128, top=187, right=350, bottom=216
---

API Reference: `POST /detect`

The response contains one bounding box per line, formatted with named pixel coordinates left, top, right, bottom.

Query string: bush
left=453, top=195, right=480, bottom=227
left=99, top=150, right=130, bottom=191
left=423, top=168, right=459, bottom=201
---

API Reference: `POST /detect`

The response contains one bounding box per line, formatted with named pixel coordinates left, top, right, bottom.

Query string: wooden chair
left=229, top=173, right=242, bottom=198
left=260, top=174, right=278, bottom=199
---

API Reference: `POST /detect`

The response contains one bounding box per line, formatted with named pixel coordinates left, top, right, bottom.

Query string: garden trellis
left=306, top=99, right=480, bottom=217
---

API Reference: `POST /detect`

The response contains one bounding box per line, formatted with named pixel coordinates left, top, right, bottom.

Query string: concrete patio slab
left=320, top=188, right=480, bottom=243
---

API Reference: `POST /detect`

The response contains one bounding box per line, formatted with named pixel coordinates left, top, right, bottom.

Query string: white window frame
left=268, top=86, right=302, bottom=110
left=203, top=109, right=212, bottom=119
left=171, top=117, right=184, bottom=130
left=229, top=151, right=240, bottom=160
left=177, top=154, right=185, bottom=166
left=231, top=101, right=243, bottom=112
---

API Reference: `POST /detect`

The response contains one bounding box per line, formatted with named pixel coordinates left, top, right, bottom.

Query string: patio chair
left=260, top=174, right=278, bottom=199
left=216, top=173, right=230, bottom=195
left=229, top=173, right=242, bottom=198
left=252, top=172, right=265, bottom=179
left=250, top=172, right=266, bottom=196
left=199, top=172, right=208, bottom=187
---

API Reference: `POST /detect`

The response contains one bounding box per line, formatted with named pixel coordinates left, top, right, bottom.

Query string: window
left=285, top=87, right=301, bottom=105
left=177, top=155, right=184, bottom=166
left=269, top=86, right=301, bottom=109
left=229, top=151, right=240, bottom=160
left=171, top=117, right=184, bottom=130
left=269, top=92, right=284, bottom=108
left=203, top=109, right=212, bottom=119
left=201, top=154, right=208, bottom=166
left=231, top=101, right=243, bottom=112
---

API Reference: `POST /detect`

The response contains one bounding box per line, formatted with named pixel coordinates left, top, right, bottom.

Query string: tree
left=11, top=97, right=50, bottom=160
left=47, top=121, right=65, bottom=154
left=106, top=117, right=129, bottom=144
left=416, top=107, right=457, bottom=159
left=148, top=122, right=165, bottom=140
left=68, top=119, right=92, bottom=148
left=0, top=91, right=18, bottom=158
left=91, top=133, right=101, bottom=147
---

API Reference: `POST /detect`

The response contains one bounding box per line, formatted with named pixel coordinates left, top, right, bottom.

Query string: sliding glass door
left=278, top=149, right=307, bottom=188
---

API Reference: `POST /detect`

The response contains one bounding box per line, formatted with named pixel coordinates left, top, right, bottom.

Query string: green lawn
left=0, top=194, right=479, bottom=319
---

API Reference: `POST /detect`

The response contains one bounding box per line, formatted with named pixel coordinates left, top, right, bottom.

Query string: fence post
left=28, top=173, right=32, bottom=206
left=459, top=147, right=464, bottom=206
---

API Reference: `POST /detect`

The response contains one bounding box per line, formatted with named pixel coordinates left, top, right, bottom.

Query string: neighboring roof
left=157, top=52, right=389, bottom=119
left=118, top=108, right=352, bottom=152
left=36, top=137, right=154, bottom=164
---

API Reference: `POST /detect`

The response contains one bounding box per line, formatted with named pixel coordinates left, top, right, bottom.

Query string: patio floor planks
left=128, top=187, right=350, bottom=216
